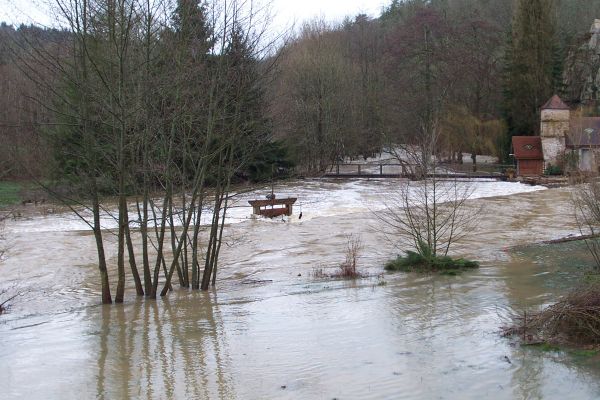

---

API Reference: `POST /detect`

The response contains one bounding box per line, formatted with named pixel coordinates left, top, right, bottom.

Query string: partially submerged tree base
left=312, top=235, right=364, bottom=279
left=503, top=283, right=600, bottom=348
left=0, top=289, right=20, bottom=315
left=312, top=266, right=364, bottom=280
left=385, top=250, right=479, bottom=274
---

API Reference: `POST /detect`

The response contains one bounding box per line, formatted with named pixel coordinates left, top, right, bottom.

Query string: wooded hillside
left=2, top=0, right=600, bottom=178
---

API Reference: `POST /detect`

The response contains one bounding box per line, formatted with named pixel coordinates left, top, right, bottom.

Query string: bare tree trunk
left=201, top=180, right=223, bottom=291
left=150, top=194, right=169, bottom=299
left=115, top=193, right=126, bottom=303
left=92, top=179, right=112, bottom=304
left=140, top=196, right=152, bottom=295
left=168, top=193, right=185, bottom=286
left=140, top=0, right=154, bottom=297
left=191, top=193, right=204, bottom=290
left=124, top=202, right=144, bottom=296
left=160, top=192, right=199, bottom=296
left=211, top=145, right=235, bottom=287
left=211, top=192, right=228, bottom=287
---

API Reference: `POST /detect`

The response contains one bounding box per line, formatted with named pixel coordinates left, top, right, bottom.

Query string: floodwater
left=1, top=179, right=599, bottom=399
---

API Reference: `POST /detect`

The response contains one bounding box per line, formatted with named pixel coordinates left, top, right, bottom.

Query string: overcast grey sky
left=0, top=0, right=389, bottom=31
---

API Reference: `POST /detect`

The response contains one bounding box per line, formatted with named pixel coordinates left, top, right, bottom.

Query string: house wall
left=580, top=149, right=594, bottom=171
left=518, top=159, right=544, bottom=176
left=540, top=109, right=569, bottom=166
left=541, top=136, right=565, bottom=167
left=578, top=148, right=600, bottom=172
left=541, top=109, right=570, bottom=138
left=593, top=150, right=600, bottom=173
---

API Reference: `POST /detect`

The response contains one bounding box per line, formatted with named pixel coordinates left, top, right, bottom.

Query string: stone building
left=512, top=94, right=600, bottom=175
left=511, top=19, right=600, bottom=176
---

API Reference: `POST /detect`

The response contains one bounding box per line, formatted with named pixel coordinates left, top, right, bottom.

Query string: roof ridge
left=542, top=95, right=570, bottom=110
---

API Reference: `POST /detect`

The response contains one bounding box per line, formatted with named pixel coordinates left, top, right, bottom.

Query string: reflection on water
left=1, top=182, right=600, bottom=399
left=94, top=294, right=236, bottom=400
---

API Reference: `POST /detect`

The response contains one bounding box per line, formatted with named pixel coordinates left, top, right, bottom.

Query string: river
left=1, top=179, right=599, bottom=399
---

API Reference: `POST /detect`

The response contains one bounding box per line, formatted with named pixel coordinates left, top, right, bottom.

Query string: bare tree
left=3, top=0, right=278, bottom=305
left=0, top=24, right=62, bottom=180
left=339, top=234, right=362, bottom=278
left=0, top=286, right=20, bottom=315
left=380, top=175, right=478, bottom=260
left=272, top=18, right=376, bottom=173
left=375, top=5, right=482, bottom=262
left=573, top=180, right=600, bottom=269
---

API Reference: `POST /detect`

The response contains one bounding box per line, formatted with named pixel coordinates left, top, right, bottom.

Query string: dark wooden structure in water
left=249, top=198, right=297, bottom=218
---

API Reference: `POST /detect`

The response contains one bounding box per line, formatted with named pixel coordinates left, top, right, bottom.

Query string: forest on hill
left=1, top=0, right=600, bottom=181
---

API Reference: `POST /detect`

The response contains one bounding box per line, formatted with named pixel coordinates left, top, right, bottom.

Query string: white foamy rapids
left=4, top=179, right=546, bottom=233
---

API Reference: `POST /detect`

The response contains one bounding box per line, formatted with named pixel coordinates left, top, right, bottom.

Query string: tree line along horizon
left=0, top=0, right=598, bottom=183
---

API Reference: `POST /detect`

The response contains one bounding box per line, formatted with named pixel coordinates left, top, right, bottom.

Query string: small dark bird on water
left=298, top=212, right=303, bottom=220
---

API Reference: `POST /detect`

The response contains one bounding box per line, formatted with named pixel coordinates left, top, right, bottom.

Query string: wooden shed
left=512, top=136, right=544, bottom=176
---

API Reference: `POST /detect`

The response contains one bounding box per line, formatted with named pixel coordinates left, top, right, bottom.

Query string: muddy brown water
left=1, top=180, right=600, bottom=399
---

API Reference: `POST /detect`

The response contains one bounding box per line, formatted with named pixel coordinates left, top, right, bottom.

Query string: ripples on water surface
left=1, top=180, right=600, bottom=399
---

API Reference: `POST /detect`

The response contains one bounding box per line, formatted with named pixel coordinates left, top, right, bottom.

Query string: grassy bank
left=0, top=181, right=23, bottom=207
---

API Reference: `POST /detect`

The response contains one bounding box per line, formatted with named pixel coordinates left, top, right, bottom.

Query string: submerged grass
left=571, top=348, right=599, bottom=358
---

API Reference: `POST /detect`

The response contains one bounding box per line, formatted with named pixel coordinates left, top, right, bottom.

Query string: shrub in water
left=385, top=242, right=479, bottom=273
left=504, top=283, right=600, bottom=347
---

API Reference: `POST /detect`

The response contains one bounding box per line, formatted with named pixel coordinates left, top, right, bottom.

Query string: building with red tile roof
left=512, top=94, right=600, bottom=175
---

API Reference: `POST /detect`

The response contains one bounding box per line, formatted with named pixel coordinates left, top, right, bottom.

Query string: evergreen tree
left=172, top=0, right=214, bottom=59
left=221, top=26, right=279, bottom=181
left=504, top=0, right=560, bottom=137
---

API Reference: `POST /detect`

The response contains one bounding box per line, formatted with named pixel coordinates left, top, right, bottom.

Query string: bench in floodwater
left=248, top=198, right=297, bottom=218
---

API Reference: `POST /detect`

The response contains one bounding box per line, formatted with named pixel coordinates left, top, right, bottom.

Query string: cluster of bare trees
left=7, top=0, right=273, bottom=304
left=0, top=24, right=64, bottom=179
left=5, top=0, right=600, bottom=178
left=270, top=2, right=507, bottom=173
left=270, top=0, right=600, bottom=173
left=574, top=180, right=600, bottom=270
left=271, top=16, right=383, bottom=173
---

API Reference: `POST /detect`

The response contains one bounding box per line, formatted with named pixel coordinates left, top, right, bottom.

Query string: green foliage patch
left=244, top=141, right=295, bottom=182
left=385, top=252, right=479, bottom=273
left=0, top=181, right=23, bottom=206
left=385, top=242, right=479, bottom=273
left=570, top=348, right=599, bottom=358
left=544, top=164, right=563, bottom=176
left=528, top=342, right=561, bottom=352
